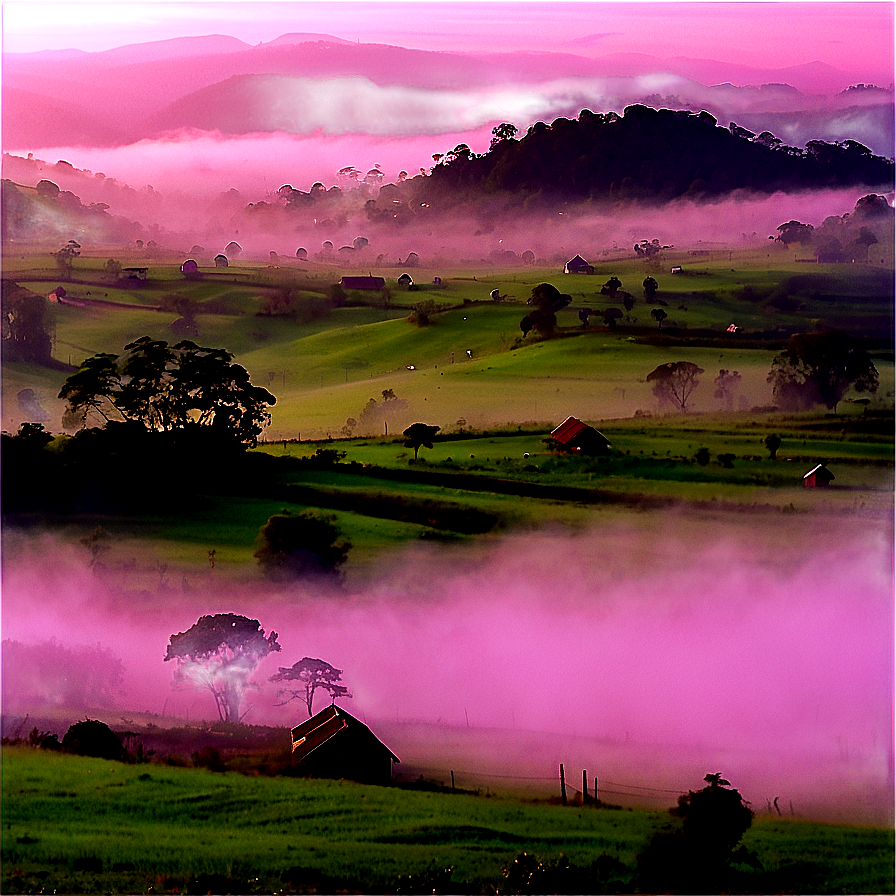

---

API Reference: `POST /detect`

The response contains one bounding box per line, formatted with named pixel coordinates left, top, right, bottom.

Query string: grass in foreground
left=2, top=747, right=892, bottom=895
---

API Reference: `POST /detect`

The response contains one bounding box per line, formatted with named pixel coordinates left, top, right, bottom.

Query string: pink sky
left=3, top=1, right=893, bottom=80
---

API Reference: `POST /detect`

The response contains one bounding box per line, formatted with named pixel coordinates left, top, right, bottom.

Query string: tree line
left=414, top=106, right=894, bottom=207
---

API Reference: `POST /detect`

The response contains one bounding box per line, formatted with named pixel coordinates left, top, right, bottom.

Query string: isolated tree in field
left=767, top=331, right=878, bottom=411
left=403, top=422, right=440, bottom=459
left=2, top=283, right=53, bottom=364
left=164, top=614, right=280, bottom=723
left=270, top=657, right=352, bottom=717
left=104, top=258, right=122, bottom=279
left=254, top=510, right=351, bottom=581
left=602, top=307, right=623, bottom=328
left=58, top=337, right=275, bottom=445
left=642, top=275, right=659, bottom=300
left=520, top=282, right=572, bottom=338
left=358, top=389, right=409, bottom=435
left=647, top=361, right=704, bottom=412
left=602, top=276, right=622, bottom=297
left=713, top=368, right=742, bottom=410
left=622, top=292, right=636, bottom=312
left=650, top=307, right=668, bottom=328
left=52, top=240, right=80, bottom=276
left=764, top=433, right=782, bottom=459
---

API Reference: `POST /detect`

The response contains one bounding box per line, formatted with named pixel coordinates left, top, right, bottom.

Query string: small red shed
left=803, top=464, right=835, bottom=488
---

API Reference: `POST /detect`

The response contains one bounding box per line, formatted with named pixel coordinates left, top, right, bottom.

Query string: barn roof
left=290, top=705, right=399, bottom=764
left=551, top=416, right=589, bottom=444
left=803, top=463, right=834, bottom=481
left=566, top=254, right=589, bottom=266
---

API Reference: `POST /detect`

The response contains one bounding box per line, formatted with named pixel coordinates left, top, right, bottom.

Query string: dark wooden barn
left=290, top=705, right=399, bottom=785
left=563, top=254, right=595, bottom=274
left=550, top=416, right=612, bottom=454
left=803, top=463, right=835, bottom=487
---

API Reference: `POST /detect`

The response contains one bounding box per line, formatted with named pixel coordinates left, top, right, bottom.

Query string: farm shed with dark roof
left=563, top=254, right=595, bottom=274
left=550, top=416, right=612, bottom=454
left=290, top=705, right=399, bottom=785
left=340, top=276, right=386, bottom=290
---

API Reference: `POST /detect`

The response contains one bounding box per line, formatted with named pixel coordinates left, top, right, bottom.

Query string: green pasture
left=2, top=748, right=892, bottom=895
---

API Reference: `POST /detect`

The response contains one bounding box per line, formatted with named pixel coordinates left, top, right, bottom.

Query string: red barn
left=803, top=463, right=835, bottom=487
left=550, top=416, right=612, bottom=454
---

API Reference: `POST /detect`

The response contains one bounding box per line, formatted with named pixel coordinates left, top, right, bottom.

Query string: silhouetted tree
left=490, top=122, right=519, bottom=150
left=602, top=307, right=623, bottom=328
left=52, top=240, right=81, bottom=276
left=650, top=307, right=668, bottom=328
left=58, top=338, right=275, bottom=446
left=647, top=361, right=704, bottom=412
left=776, top=220, right=814, bottom=245
left=764, top=433, right=782, bottom=459
left=270, top=657, right=351, bottom=716
left=767, top=331, right=878, bottom=411
left=602, top=276, right=622, bottom=297
left=403, top=422, right=440, bottom=459
left=164, top=614, right=281, bottom=723
left=521, top=283, right=571, bottom=338
left=642, top=275, right=659, bottom=300
left=254, top=510, right=351, bottom=581
left=637, top=773, right=755, bottom=893
left=358, top=389, right=409, bottom=435
left=62, top=719, right=126, bottom=761
left=2, top=283, right=53, bottom=364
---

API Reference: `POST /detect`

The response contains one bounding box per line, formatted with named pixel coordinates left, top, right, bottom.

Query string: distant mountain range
left=3, top=34, right=893, bottom=156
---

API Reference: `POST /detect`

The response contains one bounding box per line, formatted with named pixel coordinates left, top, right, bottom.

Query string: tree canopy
left=164, top=614, right=281, bottom=723
left=767, top=331, right=878, bottom=411
left=647, top=361, right=704, bottom=412
left=520, top=282, right=572, bottom=338
left=270, top=657, right=352, bottom=717
left=403, top=422, right=440, bottom=459
left=59, top=337, right=276, bottom=447
left=254, top=510, right=351, bottom=581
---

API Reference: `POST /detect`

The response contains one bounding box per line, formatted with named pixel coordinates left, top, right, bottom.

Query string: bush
left=62, top=719, right=125, bottom=761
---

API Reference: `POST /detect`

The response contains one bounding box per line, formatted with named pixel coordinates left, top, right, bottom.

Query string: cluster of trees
left=59, top=337, right=276, bottom=447
left=2, top=639, right=124, bottom=712
left=165, top=613, right=350, bottom=723
left=415, top=106, right=894, bottom=207
left=646, top=331, right=877, bottom=413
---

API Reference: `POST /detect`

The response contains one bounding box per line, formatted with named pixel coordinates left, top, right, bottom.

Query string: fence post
left=594, top=776, right=599, bottom=804
left=450, top=770, right=455, bottom=792
left=560, top=763, right=567, bottom=806
left=583, top=769, right=588, bottom=804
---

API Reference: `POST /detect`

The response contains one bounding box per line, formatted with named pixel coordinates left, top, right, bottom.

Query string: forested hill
left=414, top=105, right=895, bottom=206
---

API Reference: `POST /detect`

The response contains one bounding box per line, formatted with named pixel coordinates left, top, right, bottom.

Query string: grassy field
left=2, top=747, right=893, bottom=895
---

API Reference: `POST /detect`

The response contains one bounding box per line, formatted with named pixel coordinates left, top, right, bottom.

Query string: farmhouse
left=563, top=254, right=595, bottom=274
left=550, top=416, right=612, bottom=454
left=803, top=463, right=835, bottom=487
left=290, top=705, right=399, bottom=785
left=340, top=276, right=386, bottom=291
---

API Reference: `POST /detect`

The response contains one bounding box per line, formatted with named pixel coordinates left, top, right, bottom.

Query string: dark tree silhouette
left=520, top=282, right=572, bottom=338
left=62, top=719, right=126, bottom=761
left=164, top=614, right=280, bottom=723
left=637, top=772, right=756, bottom=893
left=58, top=337, right=275, bottom=445
left=254, top=510, right=351, bottom=581
left=647, top=361, right=704, bottom=411
left=602, top=276, right=622, bottom=297
left=270, top=657, right=352, bottom=716
left=767, top=331, right=878, bottom=411
left=764, top=433, right=782, bottom=459
left=602, top=307, right=623, bottom=328
left=776, top=220, right=814, bottom=245
left=403, top=422, right=441, bottom=459
left=642, top=275, right=659, bottom=300
left=2, top=283, right=54, bottom=364
left=650, top=307, right=668, bottom=328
